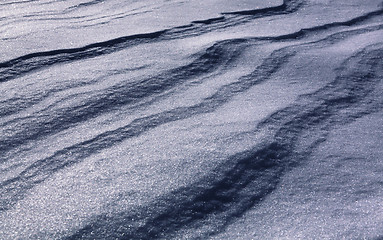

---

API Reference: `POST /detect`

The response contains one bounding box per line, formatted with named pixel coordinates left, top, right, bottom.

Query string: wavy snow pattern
left=1, top=0, right=383, bottom=239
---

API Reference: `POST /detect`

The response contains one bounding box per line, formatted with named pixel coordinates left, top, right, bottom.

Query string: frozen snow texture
left=0, top=0, right=382, bottom=239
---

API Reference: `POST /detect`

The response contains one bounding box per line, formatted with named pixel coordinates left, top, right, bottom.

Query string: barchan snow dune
left=1, top=0, right=383, bottom=239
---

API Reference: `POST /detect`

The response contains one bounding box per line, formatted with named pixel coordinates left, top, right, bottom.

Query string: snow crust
left=0, top=0, right=382, bottom=239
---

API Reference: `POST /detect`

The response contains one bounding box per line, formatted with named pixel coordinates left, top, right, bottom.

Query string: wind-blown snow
left=0, top=0, right=382, bottom=239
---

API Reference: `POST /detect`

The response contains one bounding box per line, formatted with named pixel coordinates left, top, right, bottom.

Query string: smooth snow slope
left=0, top=0, right=382, bottom=239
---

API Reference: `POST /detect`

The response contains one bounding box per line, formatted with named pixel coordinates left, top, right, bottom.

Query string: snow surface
left=1, top=0, right=383, bottom=239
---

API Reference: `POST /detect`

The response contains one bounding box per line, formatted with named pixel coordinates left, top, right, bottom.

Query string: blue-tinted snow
left=0, top=0, right=382, bottom=239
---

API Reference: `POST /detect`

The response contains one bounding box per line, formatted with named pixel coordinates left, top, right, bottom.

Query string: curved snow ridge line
left=65, top=146, right=286, bottom=240
left=1, top=26, right=379, bottom=210
left=65, top=44, right=383, bottom=240
left=160, top=0, right=304, bottom=40
left=0, top=0, right=34, bottom=6
left=0, top=11, right=92, bottom=27
left=0, top=2, right=125, bottom=27
left=0, top=40, right=245, bottom=155
left=1, top=27, right=381, bottom=211
left=0, top=45, right=294, bottom=212
left=0, top=1, right=307, bottom=83
left=0, top=65, right=148, bottom=120
left=1, top=22, right=381, bottom=211
left=270, top=7, right=383, bottom=41
left=221, top=0, right=302, bottom=15
left=0, top=92, right=51, bottom=118
left=258, top=43, right=383, bottom=136
left=191, top=16, right=225, bottom=25
left=67, top=0, right=105, bottom=10
left=189, top=0, right=302, bottom=25
left=2, top=0, right=380, bottom=85
left=0, top=30, right=166, bottom=83
left=205, top=23, right=383, bottom=105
